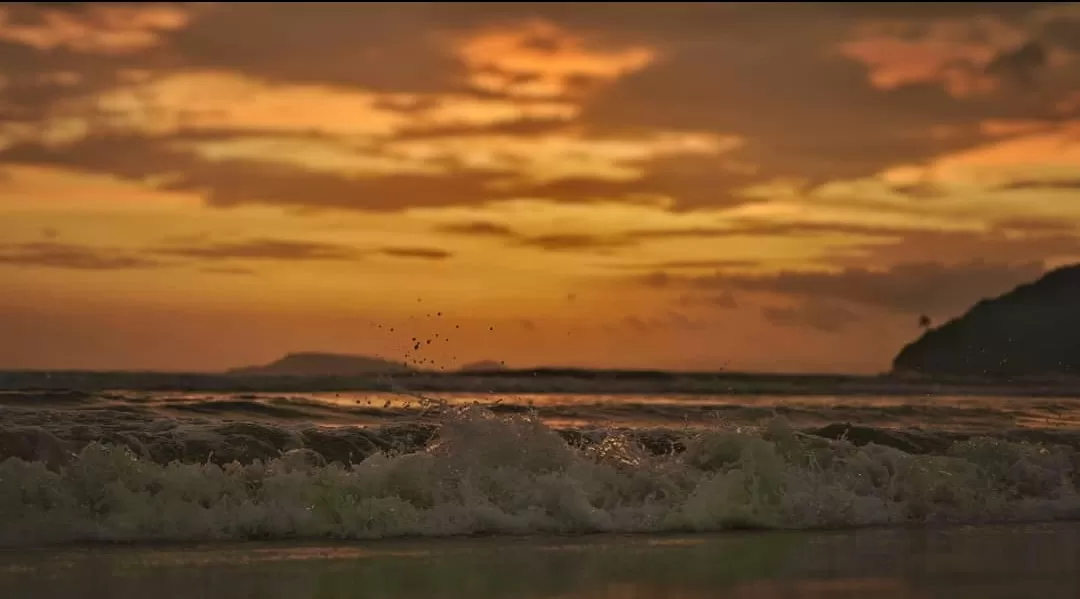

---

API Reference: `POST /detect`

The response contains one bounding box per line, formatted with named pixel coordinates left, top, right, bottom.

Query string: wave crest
left=2, top=405, right=1080, bottom=547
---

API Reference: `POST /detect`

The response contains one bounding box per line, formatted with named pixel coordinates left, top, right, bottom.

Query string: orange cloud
left=885, top=120, right=1080, bottom=189
left=456, top=20, right=655, bottom=99
left=175, top=136, right=450, bottom=178
left=86, top=71, right=417, bottom=138
left=0, top=241, right=163, bottom=271
left=45, top=70, right=580, bottom=143
left=838, top=16, right=1030, bottom=97
left=0, top=3, right=192, bottom=55
left=978, top=119, right=1055, bottom=138
left=163, top=128, right=735, bottom=207
left=385, top=131, right=734, bottom=184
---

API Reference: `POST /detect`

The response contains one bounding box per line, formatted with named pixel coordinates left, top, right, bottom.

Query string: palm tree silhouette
left=918, top=314, right=932, bottom=330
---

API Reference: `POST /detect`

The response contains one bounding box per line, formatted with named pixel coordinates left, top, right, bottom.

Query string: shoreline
left=3, top=519, right=1079, bottom=554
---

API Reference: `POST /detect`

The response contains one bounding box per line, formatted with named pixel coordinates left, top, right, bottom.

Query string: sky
left=1, top=2, right=1079, bottom=374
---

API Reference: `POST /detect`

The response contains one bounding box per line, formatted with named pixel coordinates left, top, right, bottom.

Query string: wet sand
left=3, top=522, right=1078, bottom=598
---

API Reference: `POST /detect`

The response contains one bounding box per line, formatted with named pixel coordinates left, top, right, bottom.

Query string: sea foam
left=3, top=403, right=1080, bottom=547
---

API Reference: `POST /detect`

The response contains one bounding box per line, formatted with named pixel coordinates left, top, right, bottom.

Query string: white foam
left=3, top=405, right=1079, bottom=547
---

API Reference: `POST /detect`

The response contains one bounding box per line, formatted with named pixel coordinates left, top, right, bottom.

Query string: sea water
left=3, top=391, right=1080, bottom=545
left=3, top=389, right=1080, bottom=597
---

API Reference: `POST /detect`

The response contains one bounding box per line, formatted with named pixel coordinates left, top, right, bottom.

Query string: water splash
left=2, top=405, right=1079, bottom=547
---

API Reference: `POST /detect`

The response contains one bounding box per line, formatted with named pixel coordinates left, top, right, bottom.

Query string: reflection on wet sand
left=2, top=523, right=1078, bottom=599
left=558, top=578, right=910, bottom=599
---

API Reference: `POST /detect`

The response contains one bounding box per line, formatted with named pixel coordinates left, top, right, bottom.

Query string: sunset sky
left=1, top=2, right=1079, bottom=374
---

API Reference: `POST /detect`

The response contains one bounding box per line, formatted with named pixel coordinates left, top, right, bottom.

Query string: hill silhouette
left=226, top=352, right=413, bottom=376
left=892, top=263, right=1080, bottom=378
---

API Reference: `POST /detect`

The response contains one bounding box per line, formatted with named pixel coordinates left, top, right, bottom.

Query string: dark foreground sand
left=2, top=522, right=1078, bottom=598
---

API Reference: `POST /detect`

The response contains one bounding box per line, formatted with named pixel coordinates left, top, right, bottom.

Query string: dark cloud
left=763, top=299, right=859, bottom=333
left=609, top=260, right=759, bottom=277
left=887, top=180, right=952, bottom=200
left=663, top=310, right=704, bottom=331
left=694, top=260, right=1048, bottom=319
left=985, top=41, right=1049, bottom=88
left=0, top=43, right=121, bottom=127
left=705, top=291, right=738, bottom=309
left=0, top=236, right=372, bottom=272
left=996, top=178, right=1080, bottom=191
left=0, top=3, right=200, bottom=120
left=626, top=222, right=916, bottom=240
left=152, top=237, right=452, bottom=263
left=378, top=247, right=452, bottom=260
left=990, top=217, right=1080, bottom=234
left=513, top=233, right=637, bottom=253
left=393, top=116, right=575, bottom=140
left=2, top=133, right=748, bottom=214
left=677, top=290, right=739, bottom=309
left=4, top=134, right=746, bottom=212
left=429, top=3, right=1056, bottom=39
left=1040, top=9, right=1080, bottom=51
left=556, top=5, right=1068, bottom=192
left=642, top=257, right=1056, bottom=331
left=7, top=3, right=193, bottom=15
left=639, top=259, right=758, bottom=270
left=0, top=135, right=513, bottom=211
left=167, top=3, right=464, bottom=93
left=0, top=242, right=163, bottom=270
left=3, top=2, right=1075, bottom=217
left=837, top=228, right=1080, bottom=266
left=196, top=167, right=506, bottom=212
left=435, top=221, right=516, bottom=237
left=441, top=219, right=798, bottom=252
left=434, top=218, right=938, bottom=255
left=640, top=271, right=674, bottom=289
left=519, top=154, right=758, bottom=209
left=154, top=239, right=362, bottom=261
left=8, top=2, right=1049, bottom=106
left=435, top=217, right=1079, bottom=272
left=586, top=53, right=998, bottom=187
left=619, top=310, right=704, bottom=333
left=199, top=266, right=258, bottom=276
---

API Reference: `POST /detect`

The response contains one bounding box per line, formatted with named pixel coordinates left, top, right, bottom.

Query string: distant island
left=226, top=352, right=414, bottom=376
left=226, top=352, right=510, bottom=377
left=893, top=263, right=1080, bottom=378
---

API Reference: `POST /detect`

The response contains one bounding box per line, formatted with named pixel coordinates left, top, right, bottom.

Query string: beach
left=3, top=523, right=1079, bottom=598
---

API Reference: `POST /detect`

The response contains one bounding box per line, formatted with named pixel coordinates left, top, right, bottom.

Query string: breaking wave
left=3, top=399, right=1080, bottom=547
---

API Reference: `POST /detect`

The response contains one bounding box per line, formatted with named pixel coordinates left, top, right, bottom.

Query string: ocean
left=3, top=386, right=1080, bottom=597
